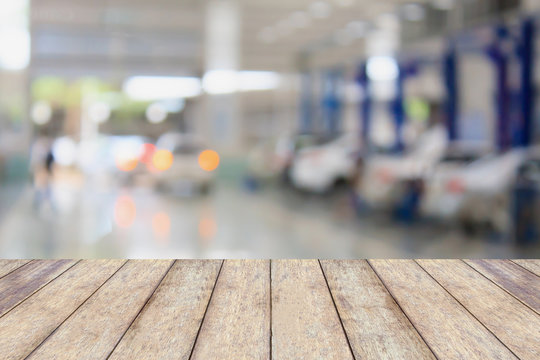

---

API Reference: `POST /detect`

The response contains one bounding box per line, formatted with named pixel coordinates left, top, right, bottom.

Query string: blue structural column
left=519, top=18, right=535, bottom=147
left=321, top=69, right=342, bottom=135
left=300, top=71, right=313, bottom=133
left=487, top=26, right=512, bottom=152
left=443, top=44, right=459, bottom=141
left=393, top=64, right=406, bottom=152
left=356, top=62, right=371, bottom=144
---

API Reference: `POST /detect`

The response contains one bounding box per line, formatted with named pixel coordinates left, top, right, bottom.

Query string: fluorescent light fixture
left=366, top=56, right=399, bottom=82
left=202, top=70, right=239, bottom=95
left=123, top=76, right=202, bottom=101
left=239, top=71, right=281, bottom=92
left=203, top=70, right=281, bottom=95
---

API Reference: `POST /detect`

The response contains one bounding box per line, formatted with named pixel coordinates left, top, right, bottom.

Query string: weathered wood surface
left=0, top=259, right=536, bottom=360
left=189, top=260, right=270, bottom=360
left=418, top=259, right=540, bottom=360
left=465, top=259, right=540, bottom=313
left=109, top=260, right=222, bottom=360
left=512, top=259, right=540, bottom=276
left=26, top=260, right=173, bottom=360
left=320, top=260, right=435, bottom=359
left=0, top=260, right=125, bottom=360
left=0, top=259, right=76, bottom=317
left=272, top=259, right=353, bottom=360
left=369, top=259, right=519, bottom=360
left=0, top=259, right=30, bottom=279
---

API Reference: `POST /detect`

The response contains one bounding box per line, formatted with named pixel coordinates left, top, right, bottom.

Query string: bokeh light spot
left=198, top=217, right=217, bottom=240
left=140, top=143, right=156, bottom=164
left=115, top=157, right=139, bottom=172
left=198, top=150, right=220, bottom=172
left=152, top=212, right=171, bottom=238
left=152, top=149, right=174, bottom=171
left=114, top=196, right=136, bottom=229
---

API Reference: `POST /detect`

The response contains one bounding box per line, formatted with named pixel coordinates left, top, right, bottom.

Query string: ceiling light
left=146, top=103, right=168, bottom=124
left=123, top=76, right=202, bottom=101
left=366, top=56, right=399, bottom=82
left=309, top=1, right=332, bottom=19
left=31, top=101, right=52, bottom=125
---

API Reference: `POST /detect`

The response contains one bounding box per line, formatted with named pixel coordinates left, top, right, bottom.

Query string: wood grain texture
left=369, top=259, right=518, bottom=360
left=272, top=260, right=353, bottom=360
left=512, top=259, right=540, bottom=276
left=418, top=259, right=540, bottom=360
left=320, top=260, right=435, bottom=360
left=190, top=260, right=270, bottom=360
left=109, top=260, right=222, bottom=360
left=0, top=260, right=76, bottom=317
left=0, top=260, right=126, bottom=360
left=26, top=260, right=173, bottom=360
left=0, top=260, right=30, bottom=279
left=465, top=259, right=540, bottom=313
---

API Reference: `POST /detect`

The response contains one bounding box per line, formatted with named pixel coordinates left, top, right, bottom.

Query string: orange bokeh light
left=198, top=149, right=220, bottom=172
left=114, top=196, right=136, bottom=228
left=152, top=149, right=174, bottom=171
left=115, top=157, right=139, bottom=172
left=198, top=217, right=217, bottom=239
left=152, top=212, right=171, bottom=238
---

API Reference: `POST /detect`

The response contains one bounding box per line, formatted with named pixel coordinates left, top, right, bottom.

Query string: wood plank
left=190, top=260, right=270, bottom=360
left=26, top=260, right=173, bottom=360
left=0, top=260, right=76, bottom=317
left=512, top=259, right=540, bottom=276
left=465, top=259, right=540, bottom=313
left=0, top=260, right=126, bottom=360
left=108, top=260, right=222, bottom=360
left=320, top=260, right=435, bottom=359
left=369, top=259, right=518, bottom=360
left=418, top=259, right=540, bottom=360
left=0, top=260, right=30, bottom=279
left=272, top=260, right=353, bottom=360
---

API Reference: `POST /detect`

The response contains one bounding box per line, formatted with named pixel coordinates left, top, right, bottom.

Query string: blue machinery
left=300, top=17, right=536, bottom=151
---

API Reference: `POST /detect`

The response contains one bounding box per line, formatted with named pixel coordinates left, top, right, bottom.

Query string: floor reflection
left=0, top=178, right=538, bottom=259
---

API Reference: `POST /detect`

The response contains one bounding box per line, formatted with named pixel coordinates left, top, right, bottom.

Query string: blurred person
left=29, top=136, right=56, bottom=213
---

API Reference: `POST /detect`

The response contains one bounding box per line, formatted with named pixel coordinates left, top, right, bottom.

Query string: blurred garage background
left=0, top=0, right=540, bottom=258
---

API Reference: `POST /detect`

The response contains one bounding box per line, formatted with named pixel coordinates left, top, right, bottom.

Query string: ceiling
left=30, top=0, right=522, bottom=79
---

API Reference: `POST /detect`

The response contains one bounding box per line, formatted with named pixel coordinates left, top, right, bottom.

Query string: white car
left=420, top=145, right=491, bottom=219
left=154, top=133, right=215, bottom=195
left=359, top=125, right=447, bottom=208
left=422, top=147, right=537, bottom=232
left=290, top=133, right=360, bottom=193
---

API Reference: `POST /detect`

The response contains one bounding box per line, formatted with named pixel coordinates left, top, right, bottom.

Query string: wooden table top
left=0, top=259, right=538, bottom=360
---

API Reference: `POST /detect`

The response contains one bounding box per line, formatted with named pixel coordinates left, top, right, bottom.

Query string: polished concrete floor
left=0, top=177, right=538, bottom=259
